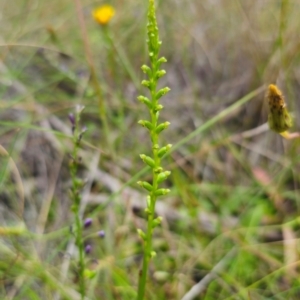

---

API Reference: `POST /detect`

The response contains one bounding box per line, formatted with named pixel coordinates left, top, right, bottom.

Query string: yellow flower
left=92, top=5, right=115, bottom=25
left=267, top=84, right=292, bottom=133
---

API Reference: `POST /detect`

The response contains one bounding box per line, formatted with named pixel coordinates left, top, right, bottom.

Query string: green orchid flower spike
left=136, top=0, right=172, bottom=299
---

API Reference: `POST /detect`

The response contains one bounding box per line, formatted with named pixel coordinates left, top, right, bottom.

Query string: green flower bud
left=150, top=251, right=157, bottom=258
left=152, top=216, right=163, bottom=228
left=153, top=104, right=163, bottom=112
left=141, top=64, right=152, bottom=77
left=84, top=269, right=97, bottom=279
left=154, top=167, right=163, bottom=173
left=140, top=154, right=155, bottom=168
left=137, top=229, right=146, bottom=240
left=141, top=80, right=151, bottom=88
left=156, top=87, right=170, bottom=100
left=157, top=57, right=167, bottom=65
left=158, top=144, right=172, bottom=158
left=157, top=171, right=171, bottom=184
left=144, top=207, right=151, bottom=215
left=137, top=95, right=152, bottom=109
left=138, top=120, right=153, bottom=131
left=137, top=181, right=153, bottom=192
left=156, top=70, right=166, bottom=79
left=155, top=122, right=170, bottom=134
left=155, top=188, right=170, bottom=196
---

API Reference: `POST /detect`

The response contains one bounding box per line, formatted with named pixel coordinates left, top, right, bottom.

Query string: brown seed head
left=266, top=84, right=292, bottom=133
left=267, top=84, right=285, bottom=109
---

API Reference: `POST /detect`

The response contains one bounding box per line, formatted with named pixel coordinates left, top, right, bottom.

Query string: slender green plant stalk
left=69, top=105, right=87, bottom=300
left=136, top=1, right=171, bottom=299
